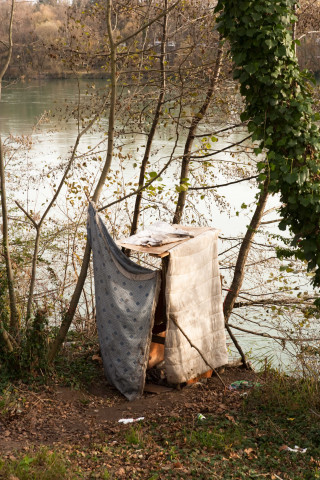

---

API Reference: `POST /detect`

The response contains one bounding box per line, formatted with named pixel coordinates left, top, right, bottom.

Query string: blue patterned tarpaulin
left=87, top=203, right=161, bottom=400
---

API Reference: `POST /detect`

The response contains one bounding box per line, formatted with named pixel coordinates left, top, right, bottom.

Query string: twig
left=98, top=155, right=174, bottom=211
left=194, top=122, right=245, bottom=137
left=190, top=175, right=258, bottom=191
left=168, top=316, right=226, bottom=388
left=228, top=323, right=320, bottom=343
left=266, top=418, right=286, bottom=442
left=116, top=1, right=179, bottom=47
left=298, top=30, right=320, bottom=40
left=191, top=456, right=221, bottom=478
left=15, top=201, right=38, bottom=229
left=190, top=134, right=252, bottom=160
left=310, top=408, right=320, bottom=418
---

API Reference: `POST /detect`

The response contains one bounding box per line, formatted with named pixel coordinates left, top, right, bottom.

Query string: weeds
left=0, top=385, right=25, bottom=418
left=0, top=309, right=50, bottom=389
left=0, top=448, right=71, bottom=480
left=53, top=337, right=101, bottom=390
left=0, top=329, right=101, bottom=393
left=125, top=424, right=145, bottom=447
left=246, top=369, right=320, bottom=415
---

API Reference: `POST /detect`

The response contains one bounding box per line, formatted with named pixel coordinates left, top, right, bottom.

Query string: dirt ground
left=0, top=367, right=258, bottom=454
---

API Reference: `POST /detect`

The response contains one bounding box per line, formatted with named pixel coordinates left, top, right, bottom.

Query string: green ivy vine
left=215, top=0, right=320, bottom=287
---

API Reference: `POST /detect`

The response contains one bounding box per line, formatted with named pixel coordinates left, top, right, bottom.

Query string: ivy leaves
left=215, top=0, right=320, bottom=286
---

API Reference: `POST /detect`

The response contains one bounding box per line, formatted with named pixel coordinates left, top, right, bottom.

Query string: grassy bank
left=0, top=371, right=319, bottom=480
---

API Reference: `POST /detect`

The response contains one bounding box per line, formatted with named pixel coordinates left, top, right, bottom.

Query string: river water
left=1, top=79, right=259, bottom=234
left=1, top=79, right=312, bottom=372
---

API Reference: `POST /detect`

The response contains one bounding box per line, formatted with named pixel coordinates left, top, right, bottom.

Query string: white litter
left=285, top=445, right=307, bottom=453
left=118, top=417, right=145, bottom=424
left=197, top=413, right=206, bottom=421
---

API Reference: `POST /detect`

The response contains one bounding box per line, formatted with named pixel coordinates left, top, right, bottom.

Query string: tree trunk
left=0, top=137, right=19, bottom=336
left=223, top=178, right=270, bottom=367
left=0, top=0, right=15, bottom=101
left=26, top=227, right=40, bottom=321
left=48, top=0, right=117, bottom=362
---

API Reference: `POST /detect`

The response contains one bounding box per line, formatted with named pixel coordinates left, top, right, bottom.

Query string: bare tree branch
left=48, top=0, right=118, bottom=362
left=169, top=316, right=226, bottom=387
left=173, top=40, right=223, bottom=223
left=189, top=175, right=258, bottom=191
left=130, top=0, right=168, bottom=238
left=228, top=323, right=320, bottom=343
left=115, top=1, right=180, bottom=47
left=0, top=0, right=15, bottom=100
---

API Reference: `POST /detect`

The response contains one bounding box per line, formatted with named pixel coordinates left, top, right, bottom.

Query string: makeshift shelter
left=87, top=203, right=228, bottom=401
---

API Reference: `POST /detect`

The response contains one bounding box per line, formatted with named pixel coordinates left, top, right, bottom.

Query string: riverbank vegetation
left=1, top=0, right=320, bottom=393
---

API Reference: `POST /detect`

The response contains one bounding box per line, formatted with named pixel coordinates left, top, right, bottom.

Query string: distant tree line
left=0, top=0, right=218, bottom=79
left=1, top=0, right=319, bottom=80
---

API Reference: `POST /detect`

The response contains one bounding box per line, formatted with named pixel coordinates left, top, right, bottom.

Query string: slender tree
left=173, top=40, right=223, bottom=224
left=0, top=0, right=14, bottom=100
left=0, top=137, right=19, bottom=338
left=130, top=0, right=168, bottom=237
left=48, top=0, right=180, bottom=362
left=0, top=0, right=19, bottom=340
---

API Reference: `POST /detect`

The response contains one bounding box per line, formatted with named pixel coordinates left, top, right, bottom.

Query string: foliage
left=22, top=309, right=49, bottom=371
left=248, top=368, right=320, bottom=414
left=53, top=335, right=102, bottom=390
left=0, top=447, right=73, bottom=480
left=215, top=0, right=320, bottom=287
left=125, top=424, right=145, bottom=447
left=0, top=310, right=50, bottom=387
left=0, top=328, right=101, bottom=392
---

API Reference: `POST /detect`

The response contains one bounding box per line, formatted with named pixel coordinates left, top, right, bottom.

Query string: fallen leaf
left=225, top=413, right=236, bottom=423
left=279, top=445, right=289, bottom=451
left=92, top=354, right=103, bottom=364
left=244, top=448, right=254, bottom=455
left=116, top=467, right=125, bottom=476
left=244, top=447, right=257, bottom=458
left=229, top=451, right=241, bottom=459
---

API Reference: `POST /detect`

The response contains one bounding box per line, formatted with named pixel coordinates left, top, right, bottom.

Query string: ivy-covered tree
left=215, top=0, right=320, bottom=288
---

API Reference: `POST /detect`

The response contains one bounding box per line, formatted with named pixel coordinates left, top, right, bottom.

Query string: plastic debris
left=118, top=417, right=144, bottom=424
left=229, top=380, right=261, bottom=391
left=197, top=413, right=206, bottom=421
left=280, top=445, right=307, bottom=453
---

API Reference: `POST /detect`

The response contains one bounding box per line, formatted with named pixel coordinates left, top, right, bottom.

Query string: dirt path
left=0, top=368, right=258, bottom=453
